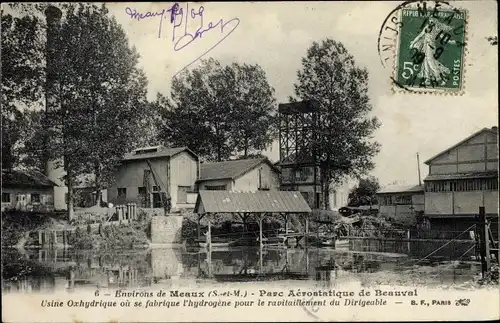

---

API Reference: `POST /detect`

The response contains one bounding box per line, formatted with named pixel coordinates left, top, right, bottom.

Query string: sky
left=106, top=1, right=498, bottom=187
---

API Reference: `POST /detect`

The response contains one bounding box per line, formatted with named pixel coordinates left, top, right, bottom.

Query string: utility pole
left=416, top=153, right=422, bottom=186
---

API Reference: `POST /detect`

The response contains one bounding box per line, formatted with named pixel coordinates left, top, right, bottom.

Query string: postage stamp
left=393, top=6, right=468, bottom=94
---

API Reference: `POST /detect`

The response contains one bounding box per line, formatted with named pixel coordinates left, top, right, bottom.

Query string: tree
left=348, top=176, right=380, bottom=207
left=1, top=11, right=45, bottom=170
left=3, top=3, right=151, bottom=218
left=51, top=3, right=150, bottom=212
left=156, top=58, right=277, bottom=162
left=291, top=38, right=381, bottom=209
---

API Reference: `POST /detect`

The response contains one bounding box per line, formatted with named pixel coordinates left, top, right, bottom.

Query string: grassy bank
left=2, top=210, right=152, bottom=250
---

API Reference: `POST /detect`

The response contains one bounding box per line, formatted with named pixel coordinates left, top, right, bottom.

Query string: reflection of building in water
left=150, top=248, right=184, bottom=280
left=2, top=276, right=56, bottom=293
left=186, top=248, right=312, bottom=280
left=5, top=250, right=154, bottom=293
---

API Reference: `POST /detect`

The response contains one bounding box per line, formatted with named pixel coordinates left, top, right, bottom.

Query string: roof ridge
left=424, top=128, right=496, bottom=164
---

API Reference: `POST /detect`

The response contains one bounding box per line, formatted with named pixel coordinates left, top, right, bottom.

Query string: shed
left=194, top=190, right=312, bottom=248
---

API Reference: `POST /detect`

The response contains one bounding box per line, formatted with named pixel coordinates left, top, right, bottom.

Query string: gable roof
left=198, top=157, right=279, bottom=182
left=277, top=151, right=315, bottom=166
left=424, top=127, right=498, bottom=165
left=377, top=184, right=424, bottom=194
left=2, top=169, right=58, bottom=188
left=424, top=171, right=498, bottom=181
left=122, top=146, right=198, bottom=161
left=195, top=190, right=312, bottom=213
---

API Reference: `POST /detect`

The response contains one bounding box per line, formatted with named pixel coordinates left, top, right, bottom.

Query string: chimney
left=45, top=5, right=62, bottom=115
left=44, top=5, right=65, bottom=186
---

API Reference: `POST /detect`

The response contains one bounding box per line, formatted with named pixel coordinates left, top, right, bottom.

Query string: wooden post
left=259, top=214, right=263, bottom=250
left=259, top=240, right=263, bottom=274
left=479, top=207, right=491, bottom=277
left=38, top=231, right=42, bottom=247
left=407, top=229, right=411, bottom=254
left=207, top=216, right=212, bottom=251
left=304, top=213, right=309, bottom=249
left=197, top=215, right=201, bottom=241
left=284, top=214, right=288, bottom=235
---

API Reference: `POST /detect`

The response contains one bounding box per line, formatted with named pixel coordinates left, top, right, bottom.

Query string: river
left=2, top=245, right=481, bottom=294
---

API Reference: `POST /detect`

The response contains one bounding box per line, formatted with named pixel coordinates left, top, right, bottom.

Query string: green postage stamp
left=394, top=7, right=467, bottom=94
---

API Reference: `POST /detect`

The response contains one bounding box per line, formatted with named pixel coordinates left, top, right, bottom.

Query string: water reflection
left=2, top=247, right=480, bottom=294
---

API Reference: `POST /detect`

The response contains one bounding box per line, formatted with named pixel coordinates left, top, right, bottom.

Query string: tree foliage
left=348, top=176, right=380, bottom=207
left=156, top=58, right=277, bottom=162
left=1, top=10, right=45, bottom=170
left=2, top=3, right=151, bottom=213
left=291, top=38, right=381, bottom=208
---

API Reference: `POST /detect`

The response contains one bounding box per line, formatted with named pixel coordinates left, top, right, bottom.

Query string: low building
left=197, top=157, right=280, bottom=192
left=107, top=146, right=199, bottom=211
left=1, top=169, right=57, bottom=212
left=423, top=126, right=498, bottom=232
left=376, top=184, right=425, bottom=225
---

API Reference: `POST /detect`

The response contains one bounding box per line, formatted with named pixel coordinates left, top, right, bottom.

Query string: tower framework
left=278, top=100, right=323, bottom=208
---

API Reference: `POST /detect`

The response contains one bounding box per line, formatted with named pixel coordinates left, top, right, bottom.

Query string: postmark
left=378, top=1, right=468, bottom=95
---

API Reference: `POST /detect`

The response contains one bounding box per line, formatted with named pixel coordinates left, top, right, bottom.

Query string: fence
left=346, top=226, right=477, bottom=260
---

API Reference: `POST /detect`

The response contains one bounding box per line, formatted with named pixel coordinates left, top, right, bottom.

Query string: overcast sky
left=108, top=1, right=498, bottom=186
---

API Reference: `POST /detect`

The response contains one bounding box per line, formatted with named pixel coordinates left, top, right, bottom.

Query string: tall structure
left=44, top=6, right=67, bottom=210
left=278, top=100, right=322, bottom=208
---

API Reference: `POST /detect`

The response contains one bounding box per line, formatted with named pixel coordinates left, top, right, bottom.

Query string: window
left=205, top=185, right=226, bottom=191
left=2, top=193, right=10, bottom=203
left=425, top=179, right=498, bottom=192
left=31, top=193, right=40, bottom=203
left=177, top=186, right=190, bottom=204
left=117, top=188, right=127, bottom=197
left=152, top=186, right=160, bottom=192
left=395, top=195, right=412, bottom=205
left=138, top=187, right=146, bottom=195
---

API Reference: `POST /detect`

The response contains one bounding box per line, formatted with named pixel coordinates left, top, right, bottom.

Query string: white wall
left=2, top=187, right=55, bottom=212
left=198, top=179, right=233, bottom=191
left=233, top=162, right=280, bottom=192
left=169, top=152, right=198, bottom=208
left=329, top=179, right=350, bottom=211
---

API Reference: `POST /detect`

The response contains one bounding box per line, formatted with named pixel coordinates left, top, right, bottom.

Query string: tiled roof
left=377, top=184, right=424, bottom=194
left=195, top=190, right=312, bottom=213
left=424, top=171, right=498, bottom=181
left=198, top=158, right=277, bottom=182
left=122, top=146, right=197, bottom=161
left=2, top=169, right=57, bottom=188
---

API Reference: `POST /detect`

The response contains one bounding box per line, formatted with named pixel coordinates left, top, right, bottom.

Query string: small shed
left=194, top=190, right=312, bottom=248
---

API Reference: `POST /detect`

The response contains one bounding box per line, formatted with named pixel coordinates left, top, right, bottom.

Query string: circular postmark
left=378, top=0, right=468, bottom=94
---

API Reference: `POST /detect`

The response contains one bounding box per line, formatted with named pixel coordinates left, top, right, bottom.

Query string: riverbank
left=1, top=210, right=151, bottom=250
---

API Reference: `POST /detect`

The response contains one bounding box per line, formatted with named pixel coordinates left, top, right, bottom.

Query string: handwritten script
left=125, top=3, right=240, bottom=77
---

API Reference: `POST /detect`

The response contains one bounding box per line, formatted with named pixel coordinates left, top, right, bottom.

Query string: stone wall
left=151, top=215, right=183, bottom=244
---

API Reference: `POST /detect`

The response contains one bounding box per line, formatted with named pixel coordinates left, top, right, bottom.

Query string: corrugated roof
left=2, top=169, right=58, bottom=188
left=377, top=184, right=424, bottom=194
left=198, top=158, right=277, bottom=182
left=195, top=190, right=312, bottom=213
left=424, top=127, right=498, bottom=165
left=122, top=146, right=197, bottom=161
left=424, top=171, right=498, bottom=181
